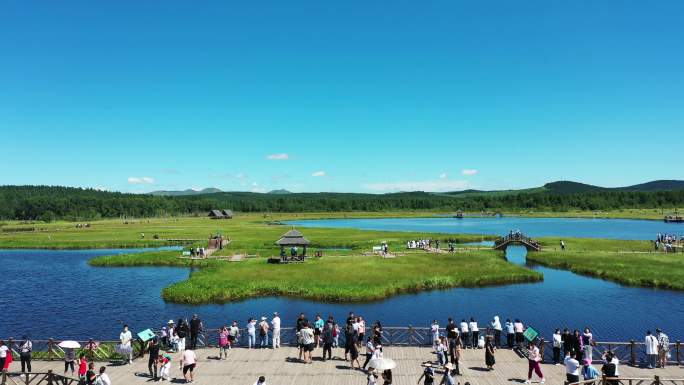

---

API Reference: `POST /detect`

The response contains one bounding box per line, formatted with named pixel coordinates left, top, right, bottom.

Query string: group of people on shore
left=655, top=233, right=682, bottom=252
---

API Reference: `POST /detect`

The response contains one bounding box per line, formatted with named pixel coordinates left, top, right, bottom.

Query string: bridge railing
left=494, top=233, right=541, bottom=249
left=1, top=370, right=80, bottom=385
left=4, top=328, right=681, bottom=366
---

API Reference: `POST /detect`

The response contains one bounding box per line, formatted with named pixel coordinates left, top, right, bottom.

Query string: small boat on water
left=664, top=215, right=684, bottom=223
left=454, top=210, right=464, bottom=219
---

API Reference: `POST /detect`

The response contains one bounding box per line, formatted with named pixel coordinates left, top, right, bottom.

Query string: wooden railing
left=570, top=376, right=684, bottom=385
left=1, top=370, right=80, bottom=385
left=4, top=328, right=681, bottom=367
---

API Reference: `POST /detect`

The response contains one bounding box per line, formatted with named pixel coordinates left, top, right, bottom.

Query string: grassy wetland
left=528, top=236, right=684, bottom=291
left=2, top=213, right=683, bottom=303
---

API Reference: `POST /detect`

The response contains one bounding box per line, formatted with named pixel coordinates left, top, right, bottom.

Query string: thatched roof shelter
left=221, top=209, right=234, bottom=218
left=275, top=229, right=310, bottom=246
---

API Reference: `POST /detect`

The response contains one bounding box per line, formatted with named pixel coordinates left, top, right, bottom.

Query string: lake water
left=286, top=216, right=683, bottom=240
left=2, top=217, right=683, bottom=342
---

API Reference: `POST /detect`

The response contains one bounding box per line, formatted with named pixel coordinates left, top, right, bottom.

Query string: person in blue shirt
left=582, top=358, right=600, bottom=380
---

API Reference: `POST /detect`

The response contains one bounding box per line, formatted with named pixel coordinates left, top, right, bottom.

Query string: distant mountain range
left=149, top=180, right=684, bottom=196
left=442, top=180, right=684, bottom=197
left=149, top=188, right=222, bottom=196
left=150, top=188, right=294, bottom=196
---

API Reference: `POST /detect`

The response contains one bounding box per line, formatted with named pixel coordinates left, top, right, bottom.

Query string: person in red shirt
left=78, top=353, right=88, bottom=381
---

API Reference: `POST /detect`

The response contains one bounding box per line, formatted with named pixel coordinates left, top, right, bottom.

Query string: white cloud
left=364, top=179, right=471, bottom=192
left=127, top=176, right=155, bottom=184
left=438, top=173, right=448, bottom=179
left=312, top=170, right=326, bottom=177
left=461, top=169, right=478, bottom=176
left=266, top=153, right=289, bottom=160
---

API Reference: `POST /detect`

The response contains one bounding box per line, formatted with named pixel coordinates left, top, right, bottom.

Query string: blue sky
left=2, top=0, right=683, bottom=193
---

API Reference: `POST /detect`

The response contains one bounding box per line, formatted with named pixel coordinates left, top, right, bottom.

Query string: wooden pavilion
left=274, top=229, right=310, bottom=262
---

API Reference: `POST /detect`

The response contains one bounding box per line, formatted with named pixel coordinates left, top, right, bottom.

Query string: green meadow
left=3, top=213, right=682, bottom=303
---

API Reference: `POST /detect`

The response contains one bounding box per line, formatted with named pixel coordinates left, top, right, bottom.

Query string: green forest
left=1, top=185, right=684, bottom=221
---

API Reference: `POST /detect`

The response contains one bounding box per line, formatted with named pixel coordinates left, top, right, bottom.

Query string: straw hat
left=168, top=320, right=174, bottom=324
left=444, top=362, right=455, bottom=370
left=261, top=316, right=267, bottom=321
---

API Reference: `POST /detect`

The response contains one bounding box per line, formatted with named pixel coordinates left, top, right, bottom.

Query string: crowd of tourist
left=655, top=233, right=683, bottom=252
left=1, top=312, right=676, bottom=385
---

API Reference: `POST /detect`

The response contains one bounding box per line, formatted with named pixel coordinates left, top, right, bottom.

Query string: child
left=78, top=353, right=88, bottom=383
left=158, top=353, right=172, bottom=382
left=218, top=326, right=229, bottom=360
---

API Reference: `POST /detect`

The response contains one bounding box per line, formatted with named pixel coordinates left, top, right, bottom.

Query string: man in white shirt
left=119, top=325, right=133, bottom=364
left=460, top=320, right=469, bottom=348
left=180, top=349, right=197, bottom=383
left=564, top=351, right=580, bottom=384
left=96, top=366, right=111, bottom=385
left=645, top=330, right=659, bottom=369
left=271, top=312, right=281, bottom=349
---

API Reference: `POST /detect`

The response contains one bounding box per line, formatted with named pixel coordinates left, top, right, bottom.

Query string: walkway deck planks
left=17, top=346, right=683, bottom=385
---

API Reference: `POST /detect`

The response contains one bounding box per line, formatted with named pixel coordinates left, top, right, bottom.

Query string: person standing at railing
left=258, top=317, right=270, bottom=348
left=189, top=314, right=202, bottom=350
left=656, top=328, right=670, bottom=368
left=581, top=327, right=594, bottom=362
left=469, top=318, right=479, bottom=349
left=78, top=353, right=88, bottom=382
left=229, top=321, right=240, bottom=349
left=18, top=336, right=32, bottom=372
left=460, top=320, right=469, bottom=349
left=491, top=316, right=502, bottom=348
left=561, top=329, right=572, bottom=359
left=645, top=330, right=659, bottom=369
left=505, top=319, right=515, bottom=349
left=271, top=312, right=281, bottom=349
left=119, top=325, right=133, bottom=364
left=571, top=330, right=582, bottom=362
left=246, top=318, right=257, bottom=349
left=514, top=319, right=524, bottom=349
left=552, top=329, right=562, bottom=365
left=431, top=320, right=440, bottom=352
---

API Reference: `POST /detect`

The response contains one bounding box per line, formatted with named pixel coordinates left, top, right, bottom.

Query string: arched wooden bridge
left=493, top=233, right=542, bottom=251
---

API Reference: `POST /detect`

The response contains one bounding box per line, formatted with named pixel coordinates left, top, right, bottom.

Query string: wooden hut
left=208, top=209, right=224, bottom=219
left=275, top=229, right=310, bottom=262
left=221, top=209, right=234, bottom=219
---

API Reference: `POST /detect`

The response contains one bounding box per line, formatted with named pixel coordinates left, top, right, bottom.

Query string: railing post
left=408, top=325, right=414, bottom=346
left=539, top=338, right=545, bottom=363
left=48, top=338, right=55, bottom=361
left=630, top=339, right=636, bottom=366
left=47, top=370, right=54, bottom=385
left=676, top=340, right=681, bottom=366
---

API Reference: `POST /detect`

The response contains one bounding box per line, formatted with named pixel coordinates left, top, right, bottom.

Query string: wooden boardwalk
left=19, top=346, right=683, bottom=385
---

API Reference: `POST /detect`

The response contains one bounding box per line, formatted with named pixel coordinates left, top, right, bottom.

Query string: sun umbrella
left=369, top=358, right=396, bottom=370
left=58, top=340, right=81, bottom=349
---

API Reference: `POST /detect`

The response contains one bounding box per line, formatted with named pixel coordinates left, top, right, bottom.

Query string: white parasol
left=58, top=340, right=81, bottom=349
left=369, top=358, right=396, bottom=370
